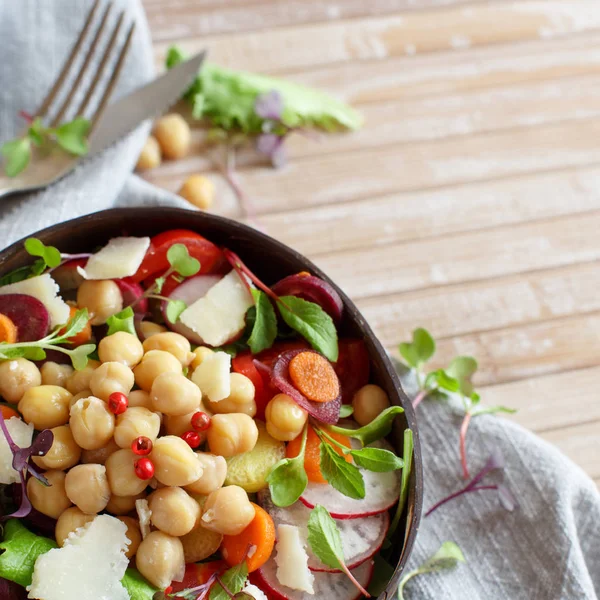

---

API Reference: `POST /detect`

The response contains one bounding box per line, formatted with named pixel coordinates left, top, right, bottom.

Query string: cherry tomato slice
left=232, top=352, right=271, bottom=421
left=255, top=340, right=310, bottom=369
left=131, top=229, right=226, bottom=283
left=169, top=561, right=226, bottom=594
left=334, top=339, right=370, bottom=403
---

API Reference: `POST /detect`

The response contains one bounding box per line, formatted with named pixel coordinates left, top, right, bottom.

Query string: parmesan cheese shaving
left=77, top=236, right=150, bottom=280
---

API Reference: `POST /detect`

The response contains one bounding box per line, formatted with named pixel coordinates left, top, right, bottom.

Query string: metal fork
left=0, top=0, right=135, bottom=199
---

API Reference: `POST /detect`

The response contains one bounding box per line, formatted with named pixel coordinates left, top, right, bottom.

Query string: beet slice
left=0, top=578, right=27, bottom=600
left=114, top=279, right=148, bottom=314
left=254, top=557, right=374, bottom=600
left=0, top=294, right=50, bottom=342
left=271, top=274, right=343, bottom=323
left=271, top=350, right=341, bottom=424
left=257, top=489, right=389, bottom=572
left=162, top=274, right=222, bottom=344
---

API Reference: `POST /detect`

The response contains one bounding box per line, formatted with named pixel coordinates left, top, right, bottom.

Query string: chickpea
left=41, top=362, right=74, bottom=388
left=66, top=360, right=100, bottom=395
left=32, top=425, right=81, bottom=470
left=139, top=321, right=167, bottom=339
left=81, top=438, right=120, bottom=465
left=89, top=362, right=134, bottom=402
left=98, top=332, right=144, bottom=367
left=189, top=347, right=213, bottom=372
left=0, top=358, right=41, bottom=403
left=69, top=388, right=92, bottom=409
left=148, top=487, right=201, bottom=536
left=105, top=491, right=146, bottom=516
left=136, top=530, right=185, bottom=590
left=153, top=113, right=190, bottom=160
left=134, top=350, right=182, bottom=392
left=207, top=414, right=258, bottom=457
left=352, top=384, right=391, bottom=426
left=206, top=373, right=255, bottom=417
left=142, top=332, right=194, bottom=366
left=64, top=464, right=111, bottom=514
left=201, top=486, right=255, bottom=536
left=19, top=385, right=73, bottom=430
left=164, top=410, right=198, bottom=437
left=265, top=394, right=308, bottom=442
left=114, top=407, right=161, bottom=449
left=117, top=516, right=143, bottom=558
left=150, top=372, right=201, bottom=416
left=178, top=174, right=215, bottom=210
left=181, top=525, right=223, bottom=564
left=27, top=470, right=72, bottom=519
left=55, top=507, right=95, bottom=546
left=136, top=135, right=161, bottom=171
left=77, top=280, right=123, bottom=325
left=185, top=453, right=227, bottom=496
left=128, top=390, right=152, bottom=410
left=151, top=436, right=203, bottom=487
left=70, top=396, right=115, bottom=450
left=105, top=449, right=149, bottom=497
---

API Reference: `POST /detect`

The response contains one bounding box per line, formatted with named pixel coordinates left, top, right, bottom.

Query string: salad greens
left=246, top=289, right=277, bottom=354
left=329, top=406, right=405, bottom=446
left=389, top=429, right=414, bottom=539
left=397, top=542, right=465, bottom=600
left=106, top=307, right=138, bottom=337
left=1, top=115, right=91, bottom=178
left=209, top=562, right=248, bottom=600
left=319, top=440, right=365, bottom=500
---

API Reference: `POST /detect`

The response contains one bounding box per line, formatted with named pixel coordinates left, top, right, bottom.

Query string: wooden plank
left=313, top=211, right=600, bottom=301
left=479, top=367, right=600, bottom=433
left=258, top=165, right=600, bottom=256
left=152, top=1, right=600, bottom=73
left=358, top=261, right=600, bottom=348
left=542, top=421, right=600, bottom=479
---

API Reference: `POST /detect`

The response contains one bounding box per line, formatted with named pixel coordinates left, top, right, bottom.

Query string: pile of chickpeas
left=0, top=278, right=391, bottom=591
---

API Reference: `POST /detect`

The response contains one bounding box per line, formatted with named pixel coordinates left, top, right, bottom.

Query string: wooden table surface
left=141, top=0, right=600, bottom=488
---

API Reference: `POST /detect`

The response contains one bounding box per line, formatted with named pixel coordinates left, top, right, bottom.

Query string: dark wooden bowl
left=0, top=207, right=423, bottom=598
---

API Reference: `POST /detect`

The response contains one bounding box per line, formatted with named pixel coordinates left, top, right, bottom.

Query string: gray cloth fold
left=1, top=2, right=599, bottom=599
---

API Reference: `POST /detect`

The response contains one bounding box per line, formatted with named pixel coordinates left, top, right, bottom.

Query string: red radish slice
left=114, top=279, right=148, bottom=314
left=258, top=490, right=389, bottom=572
left=300, top=462, right=400, bottom=519
left=271, top=274, right=343, bottom=324
left=0, top=294, right=50, bottom=342
left=254, top=558, right=373, bottom=600
left=161, top=274, right=222, bottom=344
left=272, top=350, right=341, bottom=424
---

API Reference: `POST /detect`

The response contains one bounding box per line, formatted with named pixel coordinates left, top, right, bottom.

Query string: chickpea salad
left=0, top=230, right=413, bottom=600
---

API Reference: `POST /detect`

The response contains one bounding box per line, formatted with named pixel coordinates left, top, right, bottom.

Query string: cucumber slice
left=225, top=421, right=285, bottom=493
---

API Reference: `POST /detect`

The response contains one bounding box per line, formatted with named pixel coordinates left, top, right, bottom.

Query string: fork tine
left=88, top=22, right=136, bottom=132
left=78, top=13, right=131, bottom=121
left=36, top=0, right=101, bottom=120
left=50, top=2, right=113, bottom=127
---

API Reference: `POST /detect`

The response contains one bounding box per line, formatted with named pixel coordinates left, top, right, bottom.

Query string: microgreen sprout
left=1, top=114, right=91, bottom=177
left=425, top=448, right=518, bottom=517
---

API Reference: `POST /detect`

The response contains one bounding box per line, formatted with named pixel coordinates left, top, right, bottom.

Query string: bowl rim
left=0, top=206, right=423, bottom=597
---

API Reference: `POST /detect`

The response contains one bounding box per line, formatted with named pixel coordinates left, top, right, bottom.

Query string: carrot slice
left=60, top=306, right=92, bottom=347
left=221, top=503, right=276, bottom=573
left=0, top=314, right=18, bottom=344
left=286, top=424, right=351, bottom=484
left=288, top=351, right=340, bottom=403
left=1, top=405, right=19, bottom=420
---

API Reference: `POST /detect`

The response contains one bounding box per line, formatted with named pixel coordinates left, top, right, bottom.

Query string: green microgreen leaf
left=319, top=442, right=365, bottom=500
left=267, top=424, right=308, bottom=507
left=165, top=299, right=187, bottom=324
left=0, top=265, right=36, bottom=286
left=106, top=307, right=138, bottom=337
left=166, top=243, right=201, bottom=277
left=329, top=405, right=404, bottom=446
left=339, top=404, right=354, bottom=418
left=444, top=356, right=478, bottom=397
left=153, top=276, right=166, bottom=294
left=307, top=505, right=345, bottom=571
left=69, top=344, right=95, bottom=371
left=54, top=116, right=91, bottom=156
left=1, top=137, right=31, bottom=177
left=277, top=295, right=338, bottom=362
left=398, top=328, right=435, bottom=370
left=209, top=561, right=248, bottom=600
left=397, top=541, right=465, bottom=600
left=54, top=309, right=90, bottom=342
left=349, top=447, right=404, bottom=472
left=28, top=118, right=45, bottom=147
left=24, top=238, right=62, bottom=269
left=389, top=429, right=414, bottom=539
left=471, top=405, right=517, bottom=417
left=247, top=289, right=277, bottom=354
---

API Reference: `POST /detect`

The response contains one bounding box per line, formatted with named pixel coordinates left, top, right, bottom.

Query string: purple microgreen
left=256, top=133, right=287, bottom=168
left=4, top=471, right=33, bottom=519
left=426, top=448, right=517, bottom=517
left=254, top=90, right=284, bottom=120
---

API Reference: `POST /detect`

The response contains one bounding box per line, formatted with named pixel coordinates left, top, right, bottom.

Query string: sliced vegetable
left=0, top=314, right=17, bottom=343
left=0, top=294, right=50, bottom=342
left=288, top=351, right=340, bottom=404
left=77, top=237, right=150, bottom=281
left=271, top=274, right=343, bottom=324
left=232, top=352, right=273, bottom=420
left=333, top=340, right=370, bottom=404
left=58, top=306, right=92, bottom=347
left=114, top=279, right=148, bottom=314
left=131, top=229, right=225, bottom=283
left=169, top=561, right=226, bottom=596
left=254, top=557, right=373, bottom=600
left=258, top=489, right=389, bottom=572
left=1, top=406, right=19, bottom=420
left=272, top=351, right=341, bottom=424
left=49, top=259, right=86, bottom=292
left=221, top=503, right=276, bottom=572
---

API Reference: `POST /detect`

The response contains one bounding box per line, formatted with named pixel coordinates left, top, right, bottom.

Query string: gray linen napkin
left=1, top=2, right=599, bottom=599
